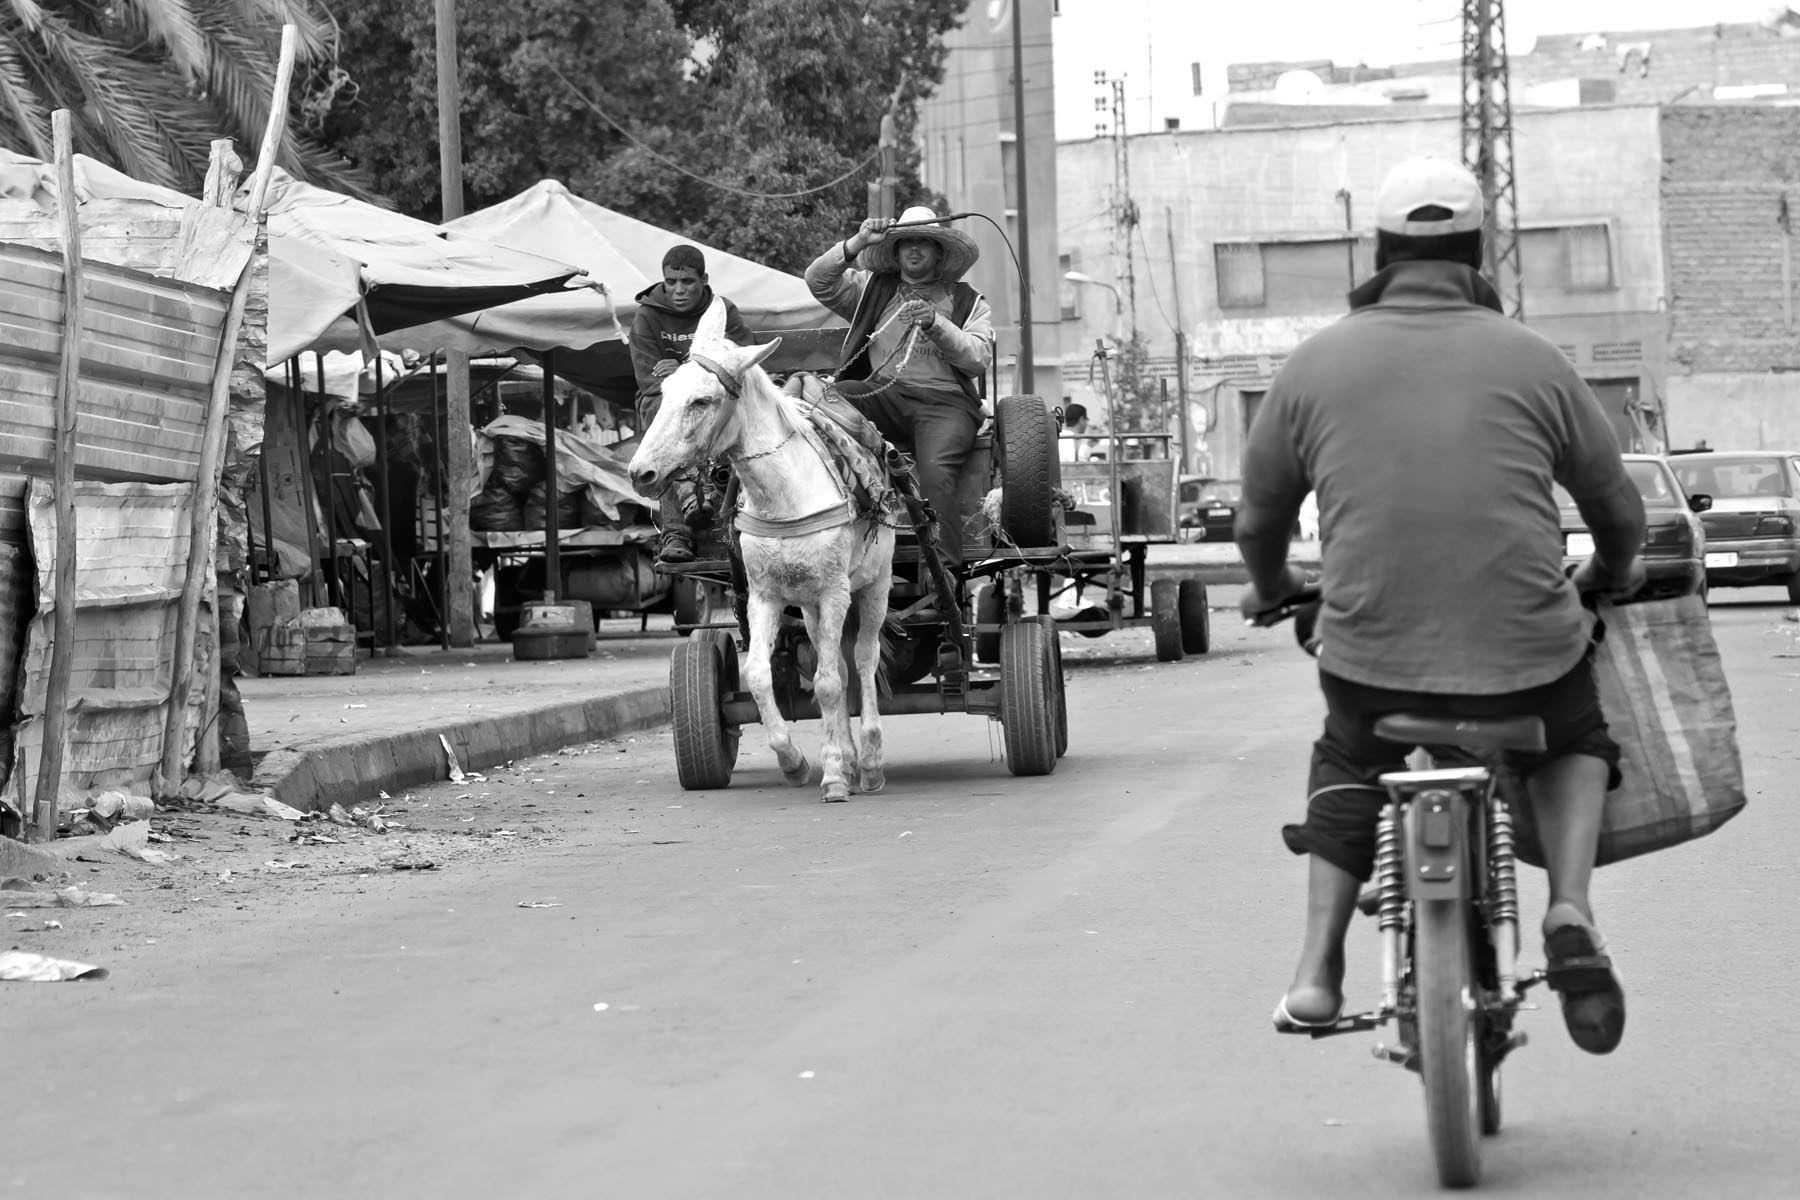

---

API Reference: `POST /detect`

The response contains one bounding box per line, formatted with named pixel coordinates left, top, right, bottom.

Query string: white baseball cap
left=1375, top=156, right=1485, bottom=236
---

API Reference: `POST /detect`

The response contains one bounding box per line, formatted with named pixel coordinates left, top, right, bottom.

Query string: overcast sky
left=1051, top=0, right=1791, bottom=136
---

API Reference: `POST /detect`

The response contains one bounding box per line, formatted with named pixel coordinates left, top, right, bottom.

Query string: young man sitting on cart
left=629, top=244, right=759, bottom=564
left=805, top=207, right=995, bottom=578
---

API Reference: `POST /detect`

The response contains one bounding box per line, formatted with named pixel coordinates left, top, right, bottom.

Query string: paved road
left=9, top=589, right=1798, bottom=1198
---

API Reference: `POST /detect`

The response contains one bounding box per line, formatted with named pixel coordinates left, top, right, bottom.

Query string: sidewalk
left=239, top=618, right=677, bottom=813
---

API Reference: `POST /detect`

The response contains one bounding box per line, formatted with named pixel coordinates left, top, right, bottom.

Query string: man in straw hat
left=806, top=206, right=994, bottom=570
left=1236, top=156, right=1645, bottom=1056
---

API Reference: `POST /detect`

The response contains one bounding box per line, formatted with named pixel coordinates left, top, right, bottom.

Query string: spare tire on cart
left=995, top=395, right=1060, bottom=549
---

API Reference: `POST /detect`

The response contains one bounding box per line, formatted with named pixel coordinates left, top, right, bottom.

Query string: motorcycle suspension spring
left=1374, top=807, right=1404, bottom=931
left=1488, top=798, right=1520, bottom=926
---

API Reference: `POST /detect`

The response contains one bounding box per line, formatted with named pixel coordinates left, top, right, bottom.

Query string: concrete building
left=915, top=0, right=1065, bottom=403
left=1055, top=99, right=1800, bottom=478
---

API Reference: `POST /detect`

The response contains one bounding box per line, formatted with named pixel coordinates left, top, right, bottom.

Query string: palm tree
left=0, top=0, right=375, bottom=199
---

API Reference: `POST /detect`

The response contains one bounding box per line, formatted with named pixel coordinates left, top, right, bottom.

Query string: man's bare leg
left=1283, top=854, right=1360, bottom=1022
left=1525, top=753, right=1608, bottom=933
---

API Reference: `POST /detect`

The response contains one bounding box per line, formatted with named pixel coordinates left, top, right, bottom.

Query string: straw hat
left=858, top=205, right=980, bottom=280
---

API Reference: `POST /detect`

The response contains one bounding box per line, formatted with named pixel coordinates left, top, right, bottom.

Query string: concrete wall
left=1666, top=372, right=1800, bottom=451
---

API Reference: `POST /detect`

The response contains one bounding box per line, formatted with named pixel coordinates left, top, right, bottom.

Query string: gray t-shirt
left=1243, top=261, right=1633, bottom=694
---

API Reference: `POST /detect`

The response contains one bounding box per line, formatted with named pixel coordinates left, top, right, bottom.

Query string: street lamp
left=1064, top=270, right=1124, bottom=341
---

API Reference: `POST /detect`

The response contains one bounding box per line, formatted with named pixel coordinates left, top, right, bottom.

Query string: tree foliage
left=321, top=0, right=968, bottom=271
left=0, top=0, right=373, bottom=197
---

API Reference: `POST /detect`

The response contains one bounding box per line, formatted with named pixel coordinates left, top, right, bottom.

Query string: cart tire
left=999, top=620, right=1059, bottom=776
left=670, top=639, right=735, bottom=790
left=1178, top=577, right=1211, bottom=655
left=974, top=584, right=1004, bottom=664
left=671, top=576, right=703, bottom=628
left=1150, top=578, right=1184, bottom=662
left=996, top=395, right=1058, bottom=549
left=1036, top=616, right=1069, bottom=758
left=702, top=629, right=742, bottom=768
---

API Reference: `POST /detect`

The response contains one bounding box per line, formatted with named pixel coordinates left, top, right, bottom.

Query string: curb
left=0, top=835, right=67, bottom=880
left=252, top=684, right=673, bottom=813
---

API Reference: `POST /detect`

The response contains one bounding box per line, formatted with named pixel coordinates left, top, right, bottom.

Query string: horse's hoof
left=781, top=756, right=812, bottom=788
left=821, top=782, right=850, bottom=803
left=858, top=769, right=886, bottom=794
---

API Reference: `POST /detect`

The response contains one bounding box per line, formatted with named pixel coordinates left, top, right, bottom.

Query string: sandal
left=1544, top=914, right=1627, bottom=1056
left=1272, top=994, right=1343, bottom=1035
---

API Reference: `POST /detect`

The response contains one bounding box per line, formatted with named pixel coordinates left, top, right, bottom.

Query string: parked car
left=1668, top=450, right=1800, bottom=602
left=1556, top=454, right=1710, bottom=601
left=1178, top=478, right=1242, bottom=542
left=1175, top=475, right=1213, bottom=540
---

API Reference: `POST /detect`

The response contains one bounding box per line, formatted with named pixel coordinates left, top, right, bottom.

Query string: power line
left=548, top=65, right=881, bottom=200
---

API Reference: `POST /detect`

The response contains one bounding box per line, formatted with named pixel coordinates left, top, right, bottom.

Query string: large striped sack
left=1511, top=593, right=1747, bottom=868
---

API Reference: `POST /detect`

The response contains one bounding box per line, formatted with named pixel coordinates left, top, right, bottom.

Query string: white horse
left=628, top=300, right=898, bottom=803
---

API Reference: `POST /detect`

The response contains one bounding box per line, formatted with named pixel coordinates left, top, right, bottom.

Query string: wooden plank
left=34, top=111, right=82, bottom=842
left=160, top=27, right=293, bottom=797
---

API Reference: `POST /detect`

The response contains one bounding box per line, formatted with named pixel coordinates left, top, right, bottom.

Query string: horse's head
left=629, top=297, right=781, bottom=498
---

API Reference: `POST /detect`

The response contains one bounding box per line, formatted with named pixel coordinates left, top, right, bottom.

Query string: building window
left=1059, top=252, right=1079, bottom=320
left=1519, top=222, right=1616, bottom=293
left=1564, top=223, right=1614, bottom=291
left=1191, top=63, right=1204, bottom=95
left=1215, top=243, right=1265, bottom=308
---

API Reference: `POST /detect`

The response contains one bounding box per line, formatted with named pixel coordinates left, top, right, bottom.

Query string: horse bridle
left=686, top=351, right=797, bottom=463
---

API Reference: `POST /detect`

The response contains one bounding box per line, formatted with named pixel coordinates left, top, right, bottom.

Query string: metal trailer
left=973, top=427, right=1212, bottom=665
left=657, top=393, right=1070, bottom=789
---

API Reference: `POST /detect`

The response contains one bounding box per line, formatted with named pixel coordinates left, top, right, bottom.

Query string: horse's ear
left=732, top=338, right=782, bottom=374
left=694, top=296, right=729, bottom=348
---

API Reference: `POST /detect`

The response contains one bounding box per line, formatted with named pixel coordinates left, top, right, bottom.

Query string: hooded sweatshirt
left=628, top=283, right=756, bottom=398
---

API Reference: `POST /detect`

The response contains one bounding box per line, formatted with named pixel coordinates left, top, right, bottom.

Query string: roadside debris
left=441, top=734, right=467, bottom=783
left=0, top=880, right=124, bottom=908
left=98, top=821, right=174, bottom=864
left=0, top=950, right=108, bottom=982
left=517, top=899, right=562, bottom=909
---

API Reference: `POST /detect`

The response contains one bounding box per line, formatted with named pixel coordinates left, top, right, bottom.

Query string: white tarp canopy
left=357, top=179, right=840, bottom=358
left=266, top=170, right=591, bottom=362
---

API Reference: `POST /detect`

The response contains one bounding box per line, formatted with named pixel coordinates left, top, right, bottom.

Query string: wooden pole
left=437, top=0, right=476, bottom=646
left=33, top=110, right=84, bottom=841
left=156, top=26, right=295, bottom=797
left=542, top=350, right=560, bottom=601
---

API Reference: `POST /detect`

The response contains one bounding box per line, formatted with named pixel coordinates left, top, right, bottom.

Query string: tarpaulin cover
left=264, top=170, right=587, bottom=346
left=340, top=180, right=840, bottom=363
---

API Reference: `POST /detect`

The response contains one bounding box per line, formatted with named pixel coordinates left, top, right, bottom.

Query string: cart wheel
left=670, top=638, right=735, bottom=789
left=999, top=620, right=1059, bottom=776
left=1178, top=576, right=1211, bottom=655
left=974, top=584, right=1004, bottom=664
left=1036, top=616, right=1069, bottom=759
left=996, top=395, right=1058, bottom=549
left=1150, top=578, right=1184, bottom=662
left=702, top=628, right=743, bottom=766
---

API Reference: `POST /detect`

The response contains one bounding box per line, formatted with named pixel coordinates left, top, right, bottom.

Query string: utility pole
left=1010, top=5, right=1036, bottom=393
left=1094, top=72, right=1139, bottom=340
left=1462, top=0, right=1523, bottom=319
left=1166, top=209, right=1192, bottom=472
left=436, top=0, right=476, bottom=645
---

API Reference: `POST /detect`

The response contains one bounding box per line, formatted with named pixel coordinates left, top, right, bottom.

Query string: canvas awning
left=354, top=180, right=841, bottom=358
left=265, top=171, right=590, bottom=360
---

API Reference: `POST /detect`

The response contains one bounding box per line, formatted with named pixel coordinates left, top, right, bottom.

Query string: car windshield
left=1553, top=461, right=1680, bottom=509
left=1671, top=457, right=1790, bottom=500
left=1202, top=481, right=1242, bottom=504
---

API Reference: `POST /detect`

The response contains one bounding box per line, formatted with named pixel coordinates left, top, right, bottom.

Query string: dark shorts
left=1283, top=655, right=1622, bottom=880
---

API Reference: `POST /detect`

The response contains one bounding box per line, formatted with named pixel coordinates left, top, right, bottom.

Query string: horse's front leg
left=743, top=592, right=810, bottom=787
left=802, top=591, right=854, bottom=803
left=850, top=577, right=888, bottom=794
